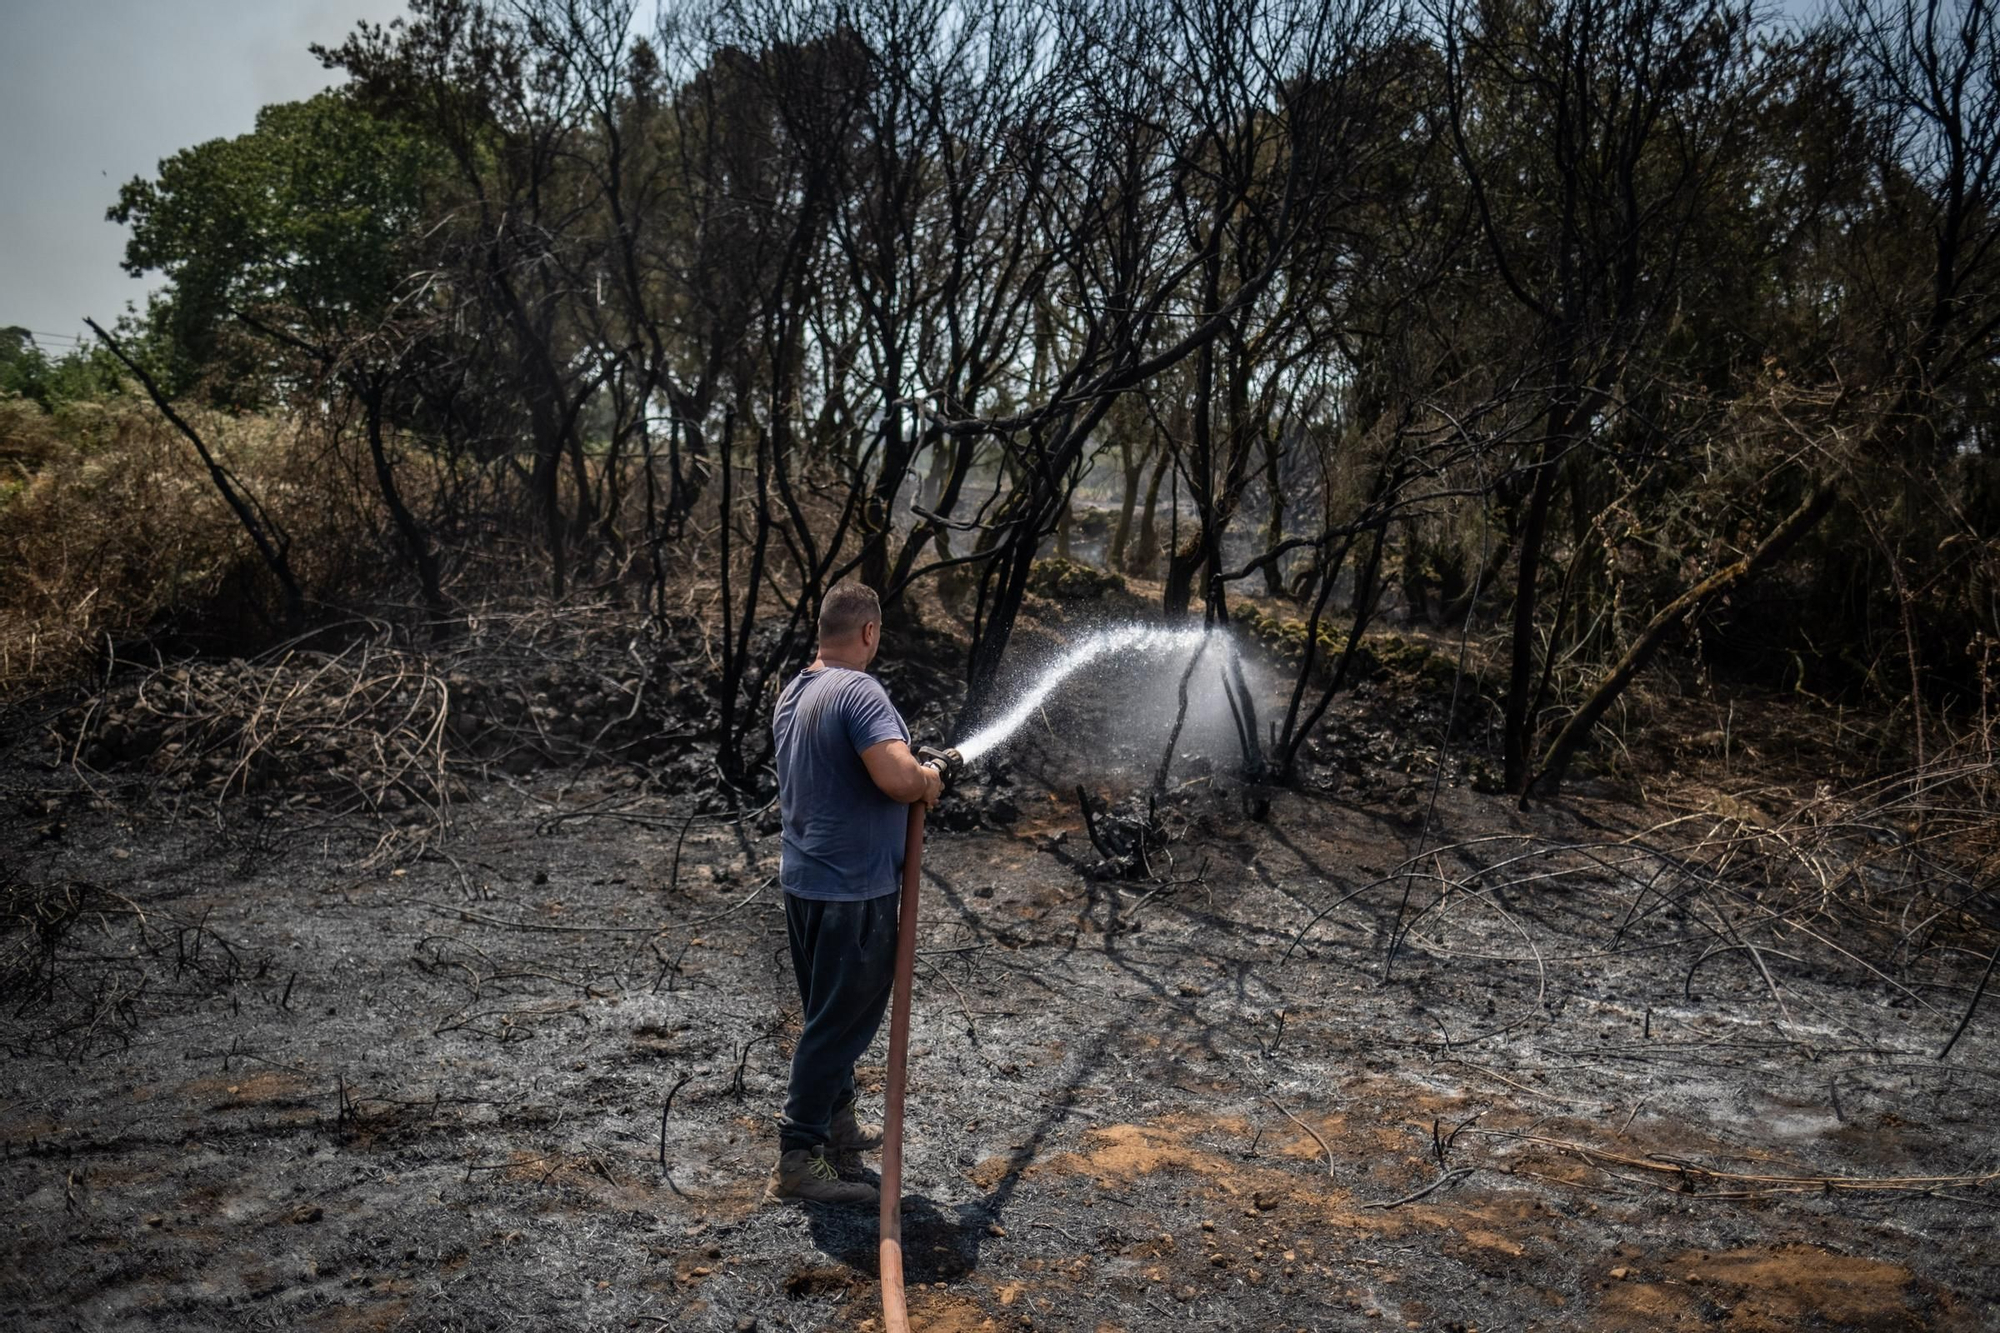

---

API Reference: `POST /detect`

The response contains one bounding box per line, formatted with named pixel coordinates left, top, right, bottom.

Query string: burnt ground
left=4, top=643, right=1999, bottom=1333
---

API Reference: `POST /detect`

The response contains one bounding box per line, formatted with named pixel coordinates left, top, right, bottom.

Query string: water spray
left=952, top=625, right=1212, bottom=761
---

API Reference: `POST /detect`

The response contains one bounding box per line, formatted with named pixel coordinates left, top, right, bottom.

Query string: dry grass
left=0, top=396, right=384, bottom=697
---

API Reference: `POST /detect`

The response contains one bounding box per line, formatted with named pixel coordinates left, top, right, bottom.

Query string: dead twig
left=660, top=1071, right=692, bottom=1169
left=409, top=900, right=658, bottom=934
left=1263, top=1095, right=1334, bottom=1176
left=728, top=1026, right=781, bottom=1100
left=685, top=876, right=773, bottom=929
left=1938, top=938, right=1999, bottom=1061
left=1363, top=1166, right=1473, bottom=1209
left=1471, top=1129, right=2000, bottom=1196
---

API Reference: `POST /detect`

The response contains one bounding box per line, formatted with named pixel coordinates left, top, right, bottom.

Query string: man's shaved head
left=818, top=582, right=882, bottom=643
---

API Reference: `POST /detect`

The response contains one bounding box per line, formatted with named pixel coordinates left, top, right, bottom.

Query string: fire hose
left=880, top=746, right=961, bottom=1333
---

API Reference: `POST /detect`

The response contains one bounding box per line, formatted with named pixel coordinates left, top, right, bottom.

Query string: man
left=766, top=582, right=943, bottom=1205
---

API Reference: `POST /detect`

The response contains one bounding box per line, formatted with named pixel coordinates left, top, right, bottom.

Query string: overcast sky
left=0, top=0, right=409, bottom=352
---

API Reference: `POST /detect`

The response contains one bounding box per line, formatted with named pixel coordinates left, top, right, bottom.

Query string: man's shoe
left=765, top=1148, right=879, bottom=1206
left=829, top=1100, right=885, bottom=1154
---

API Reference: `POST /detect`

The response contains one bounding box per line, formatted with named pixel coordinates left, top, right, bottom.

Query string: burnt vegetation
left=3, top=0, right=2000, bottom=1329
left=1, top=0, right=1995, bottom=799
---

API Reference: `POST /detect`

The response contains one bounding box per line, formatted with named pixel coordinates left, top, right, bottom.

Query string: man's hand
left=861, top=739, right=946, bottom=808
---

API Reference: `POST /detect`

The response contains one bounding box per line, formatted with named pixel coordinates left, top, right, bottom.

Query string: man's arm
left=860, top=739, right=944, bottom=808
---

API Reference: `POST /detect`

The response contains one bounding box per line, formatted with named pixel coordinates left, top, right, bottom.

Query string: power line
left=16, top=330, right=93, bottom=348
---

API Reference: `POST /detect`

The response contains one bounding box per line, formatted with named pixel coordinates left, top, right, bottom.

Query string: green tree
left=109, top=91, right=444, bottom=405
left=0, top=329, right=124, bottom=411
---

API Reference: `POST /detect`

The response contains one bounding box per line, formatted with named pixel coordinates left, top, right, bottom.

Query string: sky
left=0, top=0, right=409, bottom=353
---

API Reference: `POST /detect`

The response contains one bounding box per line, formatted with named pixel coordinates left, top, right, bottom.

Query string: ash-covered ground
left=4, top=637, right=1998, bottom=1332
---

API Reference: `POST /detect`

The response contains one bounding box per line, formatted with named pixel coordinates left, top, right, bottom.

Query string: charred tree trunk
left=1502, top=436, right=1562, bottom=793
left=1130, top=444, right=1171, bottom=578
left=361, top=375, right=447, bottom=623
left=1260, top=428, right=1285, bottom=598
left=1279, top=515, right=1392, bottom=778
left=1108, top=431, right=1147, bottom=572
left=1164, top=529, right=1206, bottom=619
left=88, top=319, right=304, bottom=632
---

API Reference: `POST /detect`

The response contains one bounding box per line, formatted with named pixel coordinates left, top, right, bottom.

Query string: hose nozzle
left=917, top=745, right=964, bottom=785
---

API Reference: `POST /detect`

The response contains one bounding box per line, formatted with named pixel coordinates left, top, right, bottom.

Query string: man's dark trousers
left=780, top=890, right=898, bottom=1153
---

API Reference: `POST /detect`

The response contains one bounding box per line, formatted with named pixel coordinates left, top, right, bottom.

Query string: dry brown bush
left=0, top=396, right=388, bottom=697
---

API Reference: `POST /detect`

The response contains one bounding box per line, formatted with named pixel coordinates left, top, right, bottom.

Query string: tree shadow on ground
left=802, top=1190, right=993, bottom=1284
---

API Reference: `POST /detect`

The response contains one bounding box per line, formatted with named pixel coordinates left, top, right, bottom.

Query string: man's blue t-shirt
left=772, top=666, right=910, bottom=901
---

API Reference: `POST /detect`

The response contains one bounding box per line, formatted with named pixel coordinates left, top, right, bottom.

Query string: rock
left=1609, top=1266, right=1631, bottom=1280
left=1027, top=557, right=1128, bottom=602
